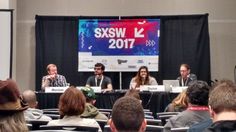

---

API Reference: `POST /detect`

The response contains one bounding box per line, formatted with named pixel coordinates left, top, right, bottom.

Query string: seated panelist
left=86, top=63, right=113, bottom=93
left=129, top=66, right=158, bottom=90
left=177, top=64, right=197, bottom=86
left=41, top=64, right=67, bottom=91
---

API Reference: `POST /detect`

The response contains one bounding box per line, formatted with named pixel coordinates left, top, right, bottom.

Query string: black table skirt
left=36, top=91, right=178, bottom=118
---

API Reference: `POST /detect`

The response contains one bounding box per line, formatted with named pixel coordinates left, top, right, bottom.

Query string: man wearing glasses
left=86, top=63, right=113, bottom=93
left=177, top=64, right=197, bottom=86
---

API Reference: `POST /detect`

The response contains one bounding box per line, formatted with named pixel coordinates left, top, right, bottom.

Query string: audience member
left=204, top=79, right=236, bottom=131
left=47, top=86, right=101, bottom=131
left=81, top=87, right=108, bottom=120
left=125, top=89, right=154, bottom=119
left=22, top=89, right=52, bottom=121
left=188, top=79, right=234, bottom=132
left=125, top=89, right=141, bottom=101
left=129, top=66, right=157, bottom=90
left=41, top=64, right=68, bottom=91
left=165, top=90, right=188, bottom=112
left=86, top=63, right=113, bottom=93
left=109, top=96, right=147, bottom=132
left=0, top=79, right=29, bottom=132
left=164, top=81, right=210, bottom=131
left=177, top=64, right=197, bottom=86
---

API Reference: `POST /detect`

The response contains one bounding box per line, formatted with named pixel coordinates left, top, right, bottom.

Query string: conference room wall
left=15, top=0, right=236, bottom=91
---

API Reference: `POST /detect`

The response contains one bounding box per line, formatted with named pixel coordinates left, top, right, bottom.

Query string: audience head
left=46, top=63, right=58, bottom=75
left=81, top=87, right=97, bottom=103
left=208, top=79, right=236, bottom=122
left=110, top=96, right=146, bottom=132
left=22, top=90, right=38, bottom=108
left=186, top=80, right=210, bottom=106
left=0, top=79, right=28, bottom=131
left=172, top=90, right=188, bottom=108
left=94, top=63, right=105, bottom=76
left=180, top=64, right=191, bottom=79
left=59, top=86, right=86, bottom=117
left=125, top=89, right=141, bottom=100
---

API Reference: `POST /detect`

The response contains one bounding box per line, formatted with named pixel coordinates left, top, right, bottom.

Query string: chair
left=146, top=119, right=162, bottom=126
left=145, top=114, right=154, bottom=119
left=98, top=109, right=112, bottom=113
left=144, top=111, right=153, bottom=116
left=42, top=108, right=59, bottom=111
left=95, top=119, right=108, bottom=131
left=103, top=125, right=111, bottom=132
left=156, top=112, right=179, bottom=125
left=146, top=125, right=164, bottom=132
left=171, top=127, right=189, bottom=132
left=100, top=111, right=111, bottom=119
left=40, top=125, right=98, bottom=132
left=27, top=123, right=32, bottom=130
left=43, top=110, right=60, bottom=114
left=26, top=120, right=49, bottom=130
left=143, top=109, right=151, bottom=112
left=44, top=114, right=60, bottom=119
left=43, top=109, right=60, bottom=114
left=103, top=124, right=164, bottom=132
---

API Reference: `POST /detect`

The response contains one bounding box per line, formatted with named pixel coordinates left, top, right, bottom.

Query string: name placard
left=140, top=85, right=165, bottom=92
left=171, top=86, right=188, bottom=93
left=45, top=87, right=68, bottom=93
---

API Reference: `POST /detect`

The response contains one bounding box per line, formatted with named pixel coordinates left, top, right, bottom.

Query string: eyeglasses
left=94, top=67, right=102, bottom=70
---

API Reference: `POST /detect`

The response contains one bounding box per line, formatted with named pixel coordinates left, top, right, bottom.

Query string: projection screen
left=0, top=10, right=13, bottom=80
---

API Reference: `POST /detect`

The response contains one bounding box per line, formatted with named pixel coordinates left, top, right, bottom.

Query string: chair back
left=26, top=120, right=49, bottom=130
left=95, top=119, right=108, bottom=131
left=146, top=119, right=162, bottom=126
left=171, top=127, right=189, bottom=132
left=100, top=111, right=111, bottom=119
left=40, top=125, right=98, bottom=132
left=156, top=112, right=179, bottom=125
left=44, top=114, right=60, bottom=119
left=146, top=125, right=164, bottom=132
left=103, top=124, right=164, bottom=132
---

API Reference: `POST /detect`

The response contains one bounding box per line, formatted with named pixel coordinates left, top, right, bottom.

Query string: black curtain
left=35, top=14, right=210, bottom=91
left=35, top=16, right=121, bottom=91
left=158, top=14, right=211, bottom=84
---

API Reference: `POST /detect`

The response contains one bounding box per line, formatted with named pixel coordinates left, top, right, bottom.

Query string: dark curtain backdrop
left=158, top=14, right=211, bottom=83
left=35, top=14, right=210, bottom=91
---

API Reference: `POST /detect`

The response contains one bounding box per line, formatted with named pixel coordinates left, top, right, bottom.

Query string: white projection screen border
left=0, top=9, right=13, bottom=80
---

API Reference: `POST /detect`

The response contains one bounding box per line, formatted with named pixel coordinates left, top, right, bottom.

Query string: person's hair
left=22, top=90, right=37, bottom=108
left=180, top=64, right=190, bottom=70
left=46, top=64, right=57, bottom=72
left=186, top=80, right=210, bottom=106
left=112, top=96, right=144, bottom=131
left=209, top=80, right=236, bottom=114
left=0, top=112, right=28, bottom=132
left=211, top=79, right=234, bottom=90
left=172, top=90, right=188, bottom=108
left=125, top=89, right=140, bottom=100
left=59, top=86, right=86, bottom=117
left=134, top=66, right=150, bottom=87
left=94, top=63, right=105, bottom=71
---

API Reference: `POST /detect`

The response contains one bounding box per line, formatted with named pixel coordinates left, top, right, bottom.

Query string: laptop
left=163, top=80, right=180, bottom=92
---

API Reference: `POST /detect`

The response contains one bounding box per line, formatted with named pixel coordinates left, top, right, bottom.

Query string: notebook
left=163, top=80, right=180, bottom=92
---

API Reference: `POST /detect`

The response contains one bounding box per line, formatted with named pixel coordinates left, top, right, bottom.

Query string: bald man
left=22, top=90, right=52, bottom=121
